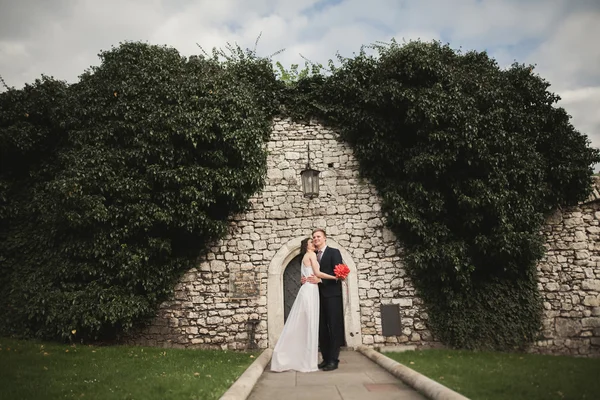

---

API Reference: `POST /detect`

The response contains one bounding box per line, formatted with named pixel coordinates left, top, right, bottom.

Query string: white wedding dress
left=270, top=263, right=320, bottom=372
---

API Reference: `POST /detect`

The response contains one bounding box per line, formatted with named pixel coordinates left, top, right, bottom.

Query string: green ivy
left=0, top=42, right=280, bottom=340
left=1, top=39, right=598, bottom=349
left=281, top=40, right=600, bottom=350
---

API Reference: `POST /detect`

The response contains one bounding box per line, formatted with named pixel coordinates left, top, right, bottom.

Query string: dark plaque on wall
left=381, top=304, right=402, bottom=336
left=229, top=271, right=259, bottom=299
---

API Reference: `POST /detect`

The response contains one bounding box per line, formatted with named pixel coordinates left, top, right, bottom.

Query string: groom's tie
left=317, top=250, right=323, bottom=263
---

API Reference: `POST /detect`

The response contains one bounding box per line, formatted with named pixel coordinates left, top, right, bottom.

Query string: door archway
left=283, top=254, right=302, bottom=322
left=267, top=237, right=362, bottom=348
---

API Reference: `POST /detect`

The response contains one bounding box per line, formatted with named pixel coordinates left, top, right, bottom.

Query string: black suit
left=317, top=246, right=345, bottom=365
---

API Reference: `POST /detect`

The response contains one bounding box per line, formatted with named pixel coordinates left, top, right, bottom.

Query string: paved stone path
left=247, top=350, right=426, bottom=400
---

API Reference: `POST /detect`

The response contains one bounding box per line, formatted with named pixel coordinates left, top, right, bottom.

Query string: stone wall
left=129, top=117, right=600, bottom=357
left=533, top=187, right=600, bottom=357
left=129, top=118, right=434, bottom=350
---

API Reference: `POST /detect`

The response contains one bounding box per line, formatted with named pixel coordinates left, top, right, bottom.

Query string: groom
left=305, top=228, right=345, bottom=371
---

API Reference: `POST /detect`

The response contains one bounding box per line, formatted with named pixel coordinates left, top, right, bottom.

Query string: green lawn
left=0, top=337, right=258, bottom=400
left=384, top=349, right=600, bottom=400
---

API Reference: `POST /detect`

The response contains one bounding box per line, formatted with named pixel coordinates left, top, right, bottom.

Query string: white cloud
left=525, top=8, right=600, bottom=153
left=559, top=87, right=600, bottom=148
left=527, top=11, right=600, bottom=91
left=0, top=0, right=598, bottom=154
left=0, top=41, right=28, bottom=58
left=430, top=0, right=564, bottom=47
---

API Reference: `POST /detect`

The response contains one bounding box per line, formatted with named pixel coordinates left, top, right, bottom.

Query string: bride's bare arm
left=308, top=253, right=337, bottom=280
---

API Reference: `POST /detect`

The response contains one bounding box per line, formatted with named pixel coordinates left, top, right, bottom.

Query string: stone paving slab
left=247, top=350, right=426, bottom=400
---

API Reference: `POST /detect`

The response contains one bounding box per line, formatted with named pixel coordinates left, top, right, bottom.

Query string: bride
left=270, top=237, right=338, bottom=372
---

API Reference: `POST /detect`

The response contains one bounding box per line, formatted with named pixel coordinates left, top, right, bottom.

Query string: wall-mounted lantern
left=300, top=145, right=320, bottom=199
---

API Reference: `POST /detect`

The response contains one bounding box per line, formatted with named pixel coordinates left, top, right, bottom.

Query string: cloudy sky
left=1, top=0, right=599, bottom=150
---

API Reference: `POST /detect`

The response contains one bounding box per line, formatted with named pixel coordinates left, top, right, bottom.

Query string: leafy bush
left=283, top=40, right=600, bottom=349
left=0, top=42, right=280, bottom=340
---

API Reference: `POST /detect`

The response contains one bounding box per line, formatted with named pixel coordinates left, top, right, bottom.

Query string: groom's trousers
left=319, top=295, right=345, bottom=364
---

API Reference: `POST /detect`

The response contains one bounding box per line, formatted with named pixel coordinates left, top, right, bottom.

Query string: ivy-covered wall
left=281, top=41, right=600, bottom=351
left=0, top=43, right=280, bottom=341
left=128, top=118, right=436, bottom=350
left=129, top=119, right=600, bottom=356
left=2, top=40, right=599, bottom=353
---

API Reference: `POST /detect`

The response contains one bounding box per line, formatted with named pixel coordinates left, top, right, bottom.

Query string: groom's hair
left=312, top=228, right=327, bottom=237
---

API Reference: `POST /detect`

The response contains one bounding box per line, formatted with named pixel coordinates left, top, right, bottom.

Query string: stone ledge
left=377, top=345, right=418, bottom=353
left=219, top=349, right=273, bottom=400
left=357, top=345, right=470, bottom=400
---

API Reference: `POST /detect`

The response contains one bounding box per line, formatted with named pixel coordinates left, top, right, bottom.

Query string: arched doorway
left=267, top=237, right=362, bottom=348
left=283, top=254, right=302, bottom=322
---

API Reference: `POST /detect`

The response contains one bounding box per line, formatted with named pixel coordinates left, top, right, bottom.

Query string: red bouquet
left=334, top=264, right=350, bottom=280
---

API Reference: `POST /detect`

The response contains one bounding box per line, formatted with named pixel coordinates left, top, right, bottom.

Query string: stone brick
left=582, top=318, right=600, bottom=328
left=555, top=318, right=582, bottom=337
left=582, top=280, right=600, bottom=291
left=583, top=296, right=600, bottom=307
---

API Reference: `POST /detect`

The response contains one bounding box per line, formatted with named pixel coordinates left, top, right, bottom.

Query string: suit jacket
left=318, top=246, right=343, bottom=298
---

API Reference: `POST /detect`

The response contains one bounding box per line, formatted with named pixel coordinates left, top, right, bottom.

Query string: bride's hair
left=300, top=238, right=310, bottom=254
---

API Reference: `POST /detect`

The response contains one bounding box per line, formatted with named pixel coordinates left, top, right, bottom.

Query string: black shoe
left=318, top=361, right=328, bottom=369
left=322, top=363, right=338, bottom=371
